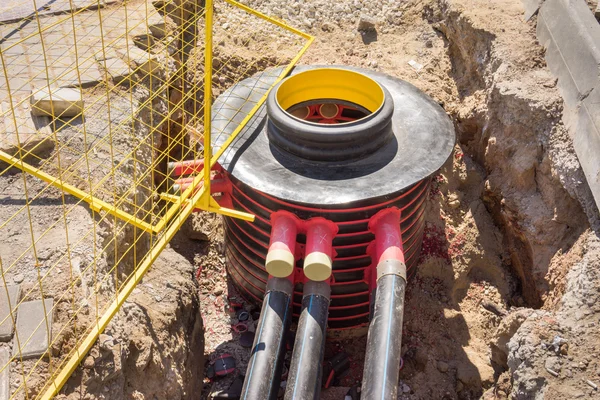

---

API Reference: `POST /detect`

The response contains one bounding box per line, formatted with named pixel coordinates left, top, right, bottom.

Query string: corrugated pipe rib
left=361, top=208, right=407, bottom=399
left=241, top=277, right=293, bottom=400
left=284, top=280, right=331, bottom=400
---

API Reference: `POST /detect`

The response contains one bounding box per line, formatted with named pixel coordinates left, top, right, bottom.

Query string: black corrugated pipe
left=361, top=208, right=407, bottom=399
left=361, top=271, right=407, bottom=399
left=284, top=280, right=331, bottom=400
left=241, top=277, right=293, bottom=400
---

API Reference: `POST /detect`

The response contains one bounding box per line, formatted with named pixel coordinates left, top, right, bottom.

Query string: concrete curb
left=524, top=0, right=600, bottom=210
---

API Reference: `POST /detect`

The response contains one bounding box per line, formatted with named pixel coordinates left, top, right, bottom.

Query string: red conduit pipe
left=265, top=211, right=300, bottom=278
left=303, top=217, right=338, bottom=282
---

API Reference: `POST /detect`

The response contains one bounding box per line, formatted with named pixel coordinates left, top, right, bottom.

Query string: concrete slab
left=0, top=286, right=20, bottom=342
left=0, top=102, right=54, bottom=160
left=0, top=347, right=9, bottom=400
left=30, top=87, right=84, bottom=117
left=12, top=298, right=53, bottom=360
left=537, top=0, right=600, bottom=108
left=521, top=0, right=545, bottom=21
left=575, top=87, right=600, bottom=207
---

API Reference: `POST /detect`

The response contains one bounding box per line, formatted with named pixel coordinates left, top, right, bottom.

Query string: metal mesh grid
left=0, top=0, right=311, bottom=398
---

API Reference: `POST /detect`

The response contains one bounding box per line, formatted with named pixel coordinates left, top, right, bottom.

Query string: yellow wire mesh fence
left=0, top=0, right=311, bottom=398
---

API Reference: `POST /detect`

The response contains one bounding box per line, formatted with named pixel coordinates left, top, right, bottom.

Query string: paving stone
left=59, top=61, right=103, bottom=88
left=0, top=347, right=8, bottom=400
left=12, top=298, right=53, bottom=360
left=537, top=0, right=600, bottom=109
left=0, top=102, right=54, bottom=159
left=30, top=87, right=84, bottom=117
left=0, top=0, right=101, bottom=25
left=117, top=46, right=162, bottom=75
left=99, top=57, right=136, bottom=84
left=0, top=286, right=21, bottom=342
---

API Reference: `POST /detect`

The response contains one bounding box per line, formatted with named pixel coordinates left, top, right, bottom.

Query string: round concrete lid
left=214, top=65, right=455, bottom=206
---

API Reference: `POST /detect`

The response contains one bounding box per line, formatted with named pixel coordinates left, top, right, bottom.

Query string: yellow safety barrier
left=0, top=0, right=312, bottom=398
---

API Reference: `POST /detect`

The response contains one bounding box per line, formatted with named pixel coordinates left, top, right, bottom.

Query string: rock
left=490, top=309, right=534, bottom=368
left=437, top=360, right=449, bottom=372
left=560, top=343, right=569, bottom=355
left=545, top=356, right=561, bottom=373
left=481, top=300, right=507, bottom=316
left=321, top=22, right=335, bottom=32
left=447, top=193, right=461, bottom=209
left=214, top=288, right=224, bottom=296
left=456, top=381, right=464, bottom=392
left=13, top=274, right=24, bottom=284
left=84, top=356, right=95, bottom=369
left=357, top=15, right=377, bottom=32
left=99, top=334, right=114, bottom=351
left=402, top=383, right=410, bottom=393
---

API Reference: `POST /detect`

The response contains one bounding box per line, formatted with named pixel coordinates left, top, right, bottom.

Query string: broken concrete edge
left=521, top=0, right=600, bottom=211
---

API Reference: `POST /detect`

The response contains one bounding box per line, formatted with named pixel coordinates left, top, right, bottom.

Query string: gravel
left=239, top=0, right=406, bottom=29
